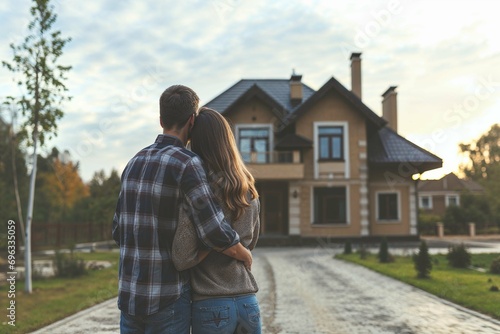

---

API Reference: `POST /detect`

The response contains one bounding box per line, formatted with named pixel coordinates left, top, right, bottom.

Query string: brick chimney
left=290, top=70, right=302, bottom=106
left=382, top=86, right=398, bottom=132
left=350, top=52, right=362, bottom=99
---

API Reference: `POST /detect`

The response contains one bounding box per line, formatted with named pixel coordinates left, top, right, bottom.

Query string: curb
left=29, top=298, right=117, bottom=334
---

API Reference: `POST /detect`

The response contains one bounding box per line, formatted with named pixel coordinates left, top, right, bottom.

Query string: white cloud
left=1, top=0, right=499, bottom=181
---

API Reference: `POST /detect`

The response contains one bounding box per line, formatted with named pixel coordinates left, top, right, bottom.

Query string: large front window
left=314, top=187, right=347, bottom=224
left=377, top=192, right=399, bottom=220
left=318, top=126, right=344, bottom=161
left=239, top=128, right=270, bottom=163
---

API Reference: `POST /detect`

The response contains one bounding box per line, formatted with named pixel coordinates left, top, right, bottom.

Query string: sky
left=1, top=0, right=499, bottom=182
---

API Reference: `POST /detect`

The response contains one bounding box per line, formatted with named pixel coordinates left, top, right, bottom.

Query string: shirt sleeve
left=180, top=156, right=240, bottom=251
left=112, top=194, right=121, bottom=246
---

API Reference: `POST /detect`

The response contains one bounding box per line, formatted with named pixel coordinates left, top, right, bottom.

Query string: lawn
left=0, top=251, right=119, bottom=334
left=335, top=251, right=500, bottom=320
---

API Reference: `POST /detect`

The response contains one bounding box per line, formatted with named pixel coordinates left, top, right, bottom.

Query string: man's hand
left=222, top=242, right=252, bottom=270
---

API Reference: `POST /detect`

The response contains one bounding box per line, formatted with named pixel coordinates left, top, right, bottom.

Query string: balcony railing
left=242, top=150, right=301, bottom=164
left=243, top=150, right=304, bottom=180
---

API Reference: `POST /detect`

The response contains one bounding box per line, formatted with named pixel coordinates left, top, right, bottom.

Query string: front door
left=258, top=183, right=288, bottom=235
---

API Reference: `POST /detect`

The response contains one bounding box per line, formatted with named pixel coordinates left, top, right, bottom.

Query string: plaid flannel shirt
left=112, top=134, right=240, bottom=316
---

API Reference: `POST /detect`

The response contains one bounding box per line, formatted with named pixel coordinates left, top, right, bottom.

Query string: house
left=418, top=172, right=484, bottom=216
left=205, top=53, right=442, bottom=241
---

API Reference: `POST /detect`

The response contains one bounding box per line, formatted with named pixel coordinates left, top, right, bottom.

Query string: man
left=112, top=85, right=252, bottom=334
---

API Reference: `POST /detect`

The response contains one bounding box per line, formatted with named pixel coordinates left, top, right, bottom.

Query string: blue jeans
left=120, top=284, right=191, bottom=334
left=191, top=294, right=261, bottom=334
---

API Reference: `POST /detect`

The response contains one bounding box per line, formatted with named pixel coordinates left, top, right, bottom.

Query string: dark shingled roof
left=204, top=79, right=316, bottom=114
left=280, top=76, right=387, bottom=131
left=204, top=75, right=442, bottom=174
left=368, top=126, right=442, bottom=172
left=418, top=173, right=484, bottom=192
left=275, top=133, right=313, bottom=150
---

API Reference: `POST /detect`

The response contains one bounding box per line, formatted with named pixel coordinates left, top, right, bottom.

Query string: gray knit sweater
left=172, top=198, right=260, bottom=301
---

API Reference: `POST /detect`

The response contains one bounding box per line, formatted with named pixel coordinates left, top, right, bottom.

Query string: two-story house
left=204, top=53, right=442, bottom=241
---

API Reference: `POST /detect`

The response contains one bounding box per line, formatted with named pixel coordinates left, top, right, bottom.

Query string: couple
left=112, top=85, right=261, bottom=334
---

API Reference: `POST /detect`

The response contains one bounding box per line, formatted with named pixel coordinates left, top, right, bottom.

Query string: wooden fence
left=31, top=222, right=112, bottom=250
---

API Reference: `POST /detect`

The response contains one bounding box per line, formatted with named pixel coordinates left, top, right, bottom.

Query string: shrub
left=343, top=240, right=352, bottom=255
left=446, top=244, right=471, bottom=268
left=358, top=244, right=369, bottom=260
left=413, top=241, right=432, bottom=278
left=418, top=212, right=443, bottom=236
left=490, top=285, right=499, bottom=292
left=490, top=257, right=500, bottom=274
left=378, top=238, right=393, bottom=263
left=53, top=250, right=87, bottom=278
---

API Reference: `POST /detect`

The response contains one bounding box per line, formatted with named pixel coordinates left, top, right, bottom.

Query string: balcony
left=243, top=150, right=305, bottom=180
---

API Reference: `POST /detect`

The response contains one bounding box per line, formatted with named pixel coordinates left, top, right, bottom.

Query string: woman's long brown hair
left=190, top=107, right=258, bottom=220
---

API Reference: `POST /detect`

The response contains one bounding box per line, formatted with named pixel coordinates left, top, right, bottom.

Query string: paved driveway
left=253, top=247, right=500, bottom=334
left=32, top=247, right=500, bottom=334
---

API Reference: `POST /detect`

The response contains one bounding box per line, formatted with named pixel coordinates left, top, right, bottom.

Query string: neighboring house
left=418, top=172, right=484, bottom=216
left=205, top=53, right=442, bottom=240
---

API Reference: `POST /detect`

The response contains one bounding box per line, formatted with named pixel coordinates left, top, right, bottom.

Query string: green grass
left=336, top=252, right=500, bottom=320
left=0, top=251, right=119, bottom=334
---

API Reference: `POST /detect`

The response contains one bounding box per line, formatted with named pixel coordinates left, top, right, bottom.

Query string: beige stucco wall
left=222, top=90, right=416, bottom=238
left=297, top=182, right=363, bottom=237
left=368, top=166, right=414, bottom=236
left=224, top=98, right=277, bottom=128
left=293, top=91, right=367, bottom=181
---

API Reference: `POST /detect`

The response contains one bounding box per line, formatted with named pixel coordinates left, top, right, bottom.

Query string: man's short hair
left=159, top=85, right=200, bottom=130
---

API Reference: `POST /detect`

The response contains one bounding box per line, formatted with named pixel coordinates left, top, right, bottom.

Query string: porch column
left=289, top=184, right=301, bottom=235
left=359, top=140, right=369, bottom=236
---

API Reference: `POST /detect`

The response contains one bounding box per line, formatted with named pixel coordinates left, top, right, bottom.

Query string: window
left=314, top=187, right=347, bottom=224
left=446, top=195, right=459, bottom=207
left=419, top=196, right=433, bottom=209
left=238, top=127, right=270, bottom=163
left=318, top=126, right=344, bottom=161
left=378, top=193, right=399, bottom=220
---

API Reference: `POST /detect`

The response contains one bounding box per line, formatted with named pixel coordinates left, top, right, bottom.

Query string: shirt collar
left=154, top=134, right=185, bottom=148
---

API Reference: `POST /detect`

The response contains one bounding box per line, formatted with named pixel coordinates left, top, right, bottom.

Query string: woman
left=172, top=107, right=261, bottom=334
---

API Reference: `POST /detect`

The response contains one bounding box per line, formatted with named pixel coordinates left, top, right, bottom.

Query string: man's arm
left=112, top=196, right=121, bottom=246
left=180, top=156, right=241, bottom=251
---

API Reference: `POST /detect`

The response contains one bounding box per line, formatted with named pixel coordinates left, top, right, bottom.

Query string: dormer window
left=318, top=126, right=344, bottom=161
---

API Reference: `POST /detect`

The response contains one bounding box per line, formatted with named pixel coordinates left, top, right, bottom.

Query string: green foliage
left=443, top=193, right=492, bottom=234
left=53, top=250, right=87, bottom=278
left=418, top=211, right=443, bottom=235
left=0, top=116, right=29, bottom=221
left=71, top=169, right=121, bottom=225
left=343, top=240, right=352, bottom=254
left=490, top=257, right=500, bottom=274
left=459, top=123, right=500, bottom=229
left=2, top=0, right=72, bottom=146
left=447, top=244, right=471, bottom=268
left=413, top=241, right=432, bottom=278
left=358, top=244, right=369, bottom=260
left=378, top=237, right=393, bottom=263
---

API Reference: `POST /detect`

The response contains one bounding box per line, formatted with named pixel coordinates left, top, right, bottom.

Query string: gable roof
left=204, top=79, right=316, bottom=115
left=368, top=126, right=442, bottom=172
left=205, top=74, right=442, bottom=173
left=418, top=173, right=484, bottom=192
left=280, top=76, right=387, bottom=131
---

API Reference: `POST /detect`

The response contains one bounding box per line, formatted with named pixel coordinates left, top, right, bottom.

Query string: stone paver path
left=254, top=247, right=500, bottom=334
left=30, top=247, right=500, bottom=333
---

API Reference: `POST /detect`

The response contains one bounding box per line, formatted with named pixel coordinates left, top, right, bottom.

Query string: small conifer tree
left=413, top=241, right=432, bottom=278
left=378, top=237, right=392, bottom=263
left=343, top=240, right=352, bottom=254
